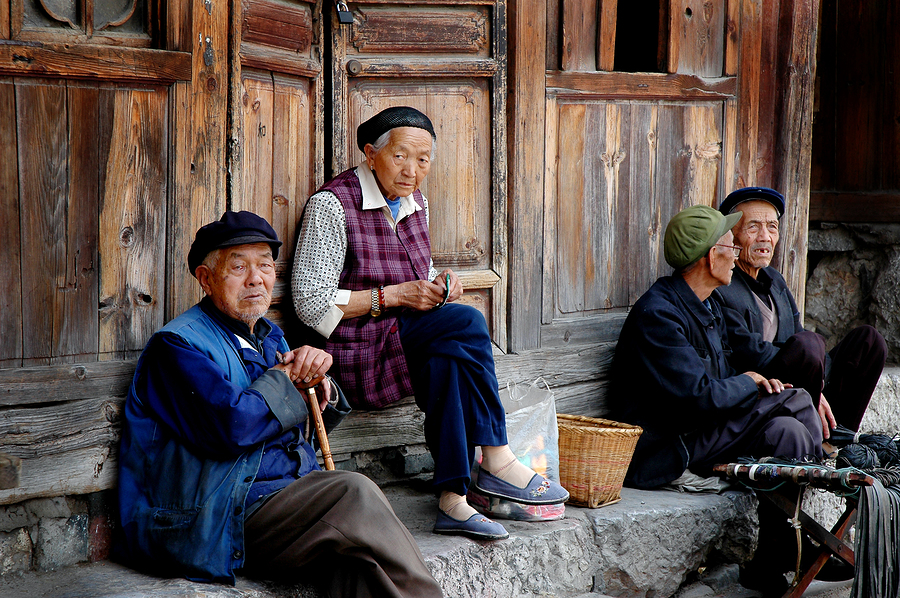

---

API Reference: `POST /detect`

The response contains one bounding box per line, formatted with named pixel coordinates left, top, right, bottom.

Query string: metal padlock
left=335, top=1, right=353, bottom=25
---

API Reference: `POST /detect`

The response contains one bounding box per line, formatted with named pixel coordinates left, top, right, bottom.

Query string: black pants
left=243, top=470, right=443, bottom=598
left=763, top=326, right=886, bottom=431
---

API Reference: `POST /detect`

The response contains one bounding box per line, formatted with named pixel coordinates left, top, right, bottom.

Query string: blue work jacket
left=117, top=301, right=347, bottom=584
left=608, top=275, right=759, bottom=489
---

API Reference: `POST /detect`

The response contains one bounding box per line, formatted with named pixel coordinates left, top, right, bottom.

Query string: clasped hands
left=273, top=346, right=333, bottom=411
left=391, top=268, right=463, bottom=311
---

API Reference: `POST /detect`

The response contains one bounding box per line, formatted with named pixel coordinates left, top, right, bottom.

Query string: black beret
left=187, top=211, right=282, bottom=277
left=356, top=106, right=436, bottom=152
left=718, top=187, right=785, bottom=219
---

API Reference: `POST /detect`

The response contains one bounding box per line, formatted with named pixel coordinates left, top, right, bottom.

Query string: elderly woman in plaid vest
left=292, top=106, right=567, bottom=540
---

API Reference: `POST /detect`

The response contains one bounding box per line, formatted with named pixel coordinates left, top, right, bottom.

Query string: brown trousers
left=243, top=470, right=443, bottom=598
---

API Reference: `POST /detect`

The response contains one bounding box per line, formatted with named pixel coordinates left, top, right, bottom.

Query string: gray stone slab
left=0, top=485, right=758, bottom=598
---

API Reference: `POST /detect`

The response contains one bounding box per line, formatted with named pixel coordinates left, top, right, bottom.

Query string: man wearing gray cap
left=117, top=211, right=442, bottom=597
left=292, top=106, right=568, bottom=541
left=713, top=187, right=886, bottom=441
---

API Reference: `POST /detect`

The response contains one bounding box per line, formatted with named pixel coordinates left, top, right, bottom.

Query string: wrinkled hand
left=274, top=346, right=332, bottom=386
left=818, top=394, right=836, bottom=440
left=435, top=269, right=463, bottom=303
left=387, top=269, right=463, bottom=312
left=743, top=372, right=792, bottom=394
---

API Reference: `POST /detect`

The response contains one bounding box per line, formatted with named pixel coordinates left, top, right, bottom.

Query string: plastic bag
left=468, top=378, right=565, bottom=521
left=500, top=377, right=560, bottom=483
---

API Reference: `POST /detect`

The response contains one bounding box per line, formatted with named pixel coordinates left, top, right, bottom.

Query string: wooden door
left=329, top=0, right=508, bottom=350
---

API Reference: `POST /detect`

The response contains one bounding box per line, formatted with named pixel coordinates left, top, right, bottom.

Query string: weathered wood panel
left=98, top=89, right=167, bottom=360
left=235, top=71, right=276, bottom=222
left=550, top=99, right=723, bottom=315
left=508, top=0, right=544, bottom=351
left=0, top=361, right=134, bottom=407
left=0, top=80, right=22, bottom=369
left=271, top=74, right=317, bottom=254
left=242, top=0, right=313, bottom=53
left=0, top=43, right=191, bottom=82
left=0, top=446, right=116, bottom=505
left=166, top=80, right=205, bottom=321
left=59, top=83, right=101, bottom=362
left=0, top=398, right=121, bottom=459
left=349, top=6, right=490, bottom=55
left=560, top=0, right=598, bottom=71
left=167, top=0, right=229, bottom=320
left=668, top=0, right=725, bottom=77
left=16, top=79, right=67, bottom=367
left=546, top=71, right=736, bottom=100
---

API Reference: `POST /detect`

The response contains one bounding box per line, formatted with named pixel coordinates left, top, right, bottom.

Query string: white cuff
left=314, top=304, right=345, bottom=339
left=335, top=289, right=351, bottom=305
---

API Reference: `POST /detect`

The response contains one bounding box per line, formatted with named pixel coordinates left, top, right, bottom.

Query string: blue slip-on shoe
left=473, top=469, right=570, bottom=505
left=433, top=510, right=509, bottom=540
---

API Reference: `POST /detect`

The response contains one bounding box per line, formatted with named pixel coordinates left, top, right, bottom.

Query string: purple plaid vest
left=321, top=168, right=432, bottom=408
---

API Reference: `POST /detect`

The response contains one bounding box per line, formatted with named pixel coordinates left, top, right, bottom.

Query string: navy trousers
left=398, top=303, right=507, bottom=496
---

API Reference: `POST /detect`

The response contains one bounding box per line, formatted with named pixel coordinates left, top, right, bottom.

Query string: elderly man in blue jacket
left=713, top=187, right=886, bottom=441
left=609, top=204, right=825, bottom=594
left=116, top=211, right=442, bottom=598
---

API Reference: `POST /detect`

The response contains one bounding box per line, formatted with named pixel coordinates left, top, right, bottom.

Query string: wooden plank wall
left=809, top=0, right=899, bottom=223
left=230, top=0, right=322, bottom=331
left=0, top=339, right=616, bottom=504
left=0, top=79, right=170, bottom=368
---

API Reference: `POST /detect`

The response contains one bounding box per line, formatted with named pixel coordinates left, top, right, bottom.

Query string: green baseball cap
left=664, top=204, right=743, bottom=269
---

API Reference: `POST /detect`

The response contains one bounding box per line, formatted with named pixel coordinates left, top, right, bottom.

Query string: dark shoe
left=433, top=510, right=508, bottom=540
left=473, top=469, right=569, bottom=505
left=806, top=553, right=854, bottom=582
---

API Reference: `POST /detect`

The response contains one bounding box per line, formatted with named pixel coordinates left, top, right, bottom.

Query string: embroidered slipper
left=473, top=469, right=570, bottom=505
left=433, top=510, right=509, bottom=540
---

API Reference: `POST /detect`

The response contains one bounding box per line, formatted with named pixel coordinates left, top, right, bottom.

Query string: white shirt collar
left=355, top=164, right=423, bottom=222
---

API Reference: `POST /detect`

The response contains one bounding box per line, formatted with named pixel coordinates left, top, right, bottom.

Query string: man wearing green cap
left=608, top=204, right=823, bottom=490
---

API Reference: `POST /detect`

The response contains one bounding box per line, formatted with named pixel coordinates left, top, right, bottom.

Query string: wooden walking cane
left=305, top=386, right=335, bottom=470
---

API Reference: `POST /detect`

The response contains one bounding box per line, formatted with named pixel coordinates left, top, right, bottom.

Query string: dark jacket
left=711, top=267, right=803, bottom=373
left=608, top=275, right=759, bottom=489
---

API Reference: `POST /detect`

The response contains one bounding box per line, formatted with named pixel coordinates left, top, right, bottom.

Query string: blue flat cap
left=356, top=106, right=436, bottom=152
left=188, top=211, right=282, bottom=277
left=718, top=187, right=785, bottom=219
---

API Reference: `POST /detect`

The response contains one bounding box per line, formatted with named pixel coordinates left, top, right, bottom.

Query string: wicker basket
left=557, top=414, right=643, bottom=508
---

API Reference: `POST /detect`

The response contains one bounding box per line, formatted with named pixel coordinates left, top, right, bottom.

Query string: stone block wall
left=0, top=491, right=116, bottom=576
left=807, top=223, right=900, bottom=362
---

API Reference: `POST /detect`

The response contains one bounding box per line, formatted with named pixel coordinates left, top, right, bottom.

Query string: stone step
left=0, top=486, right=757, bottom=598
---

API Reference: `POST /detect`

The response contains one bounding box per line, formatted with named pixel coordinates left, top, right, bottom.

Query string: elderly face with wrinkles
left=364, top=127, right=433, bottom=201
left=195, top=243, right=275, bottom=332
left=732, top=200, right=780, bottom=279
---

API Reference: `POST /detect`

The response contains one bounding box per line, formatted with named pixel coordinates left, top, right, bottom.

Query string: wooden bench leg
left=759, top=489, right=857, bottom=598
